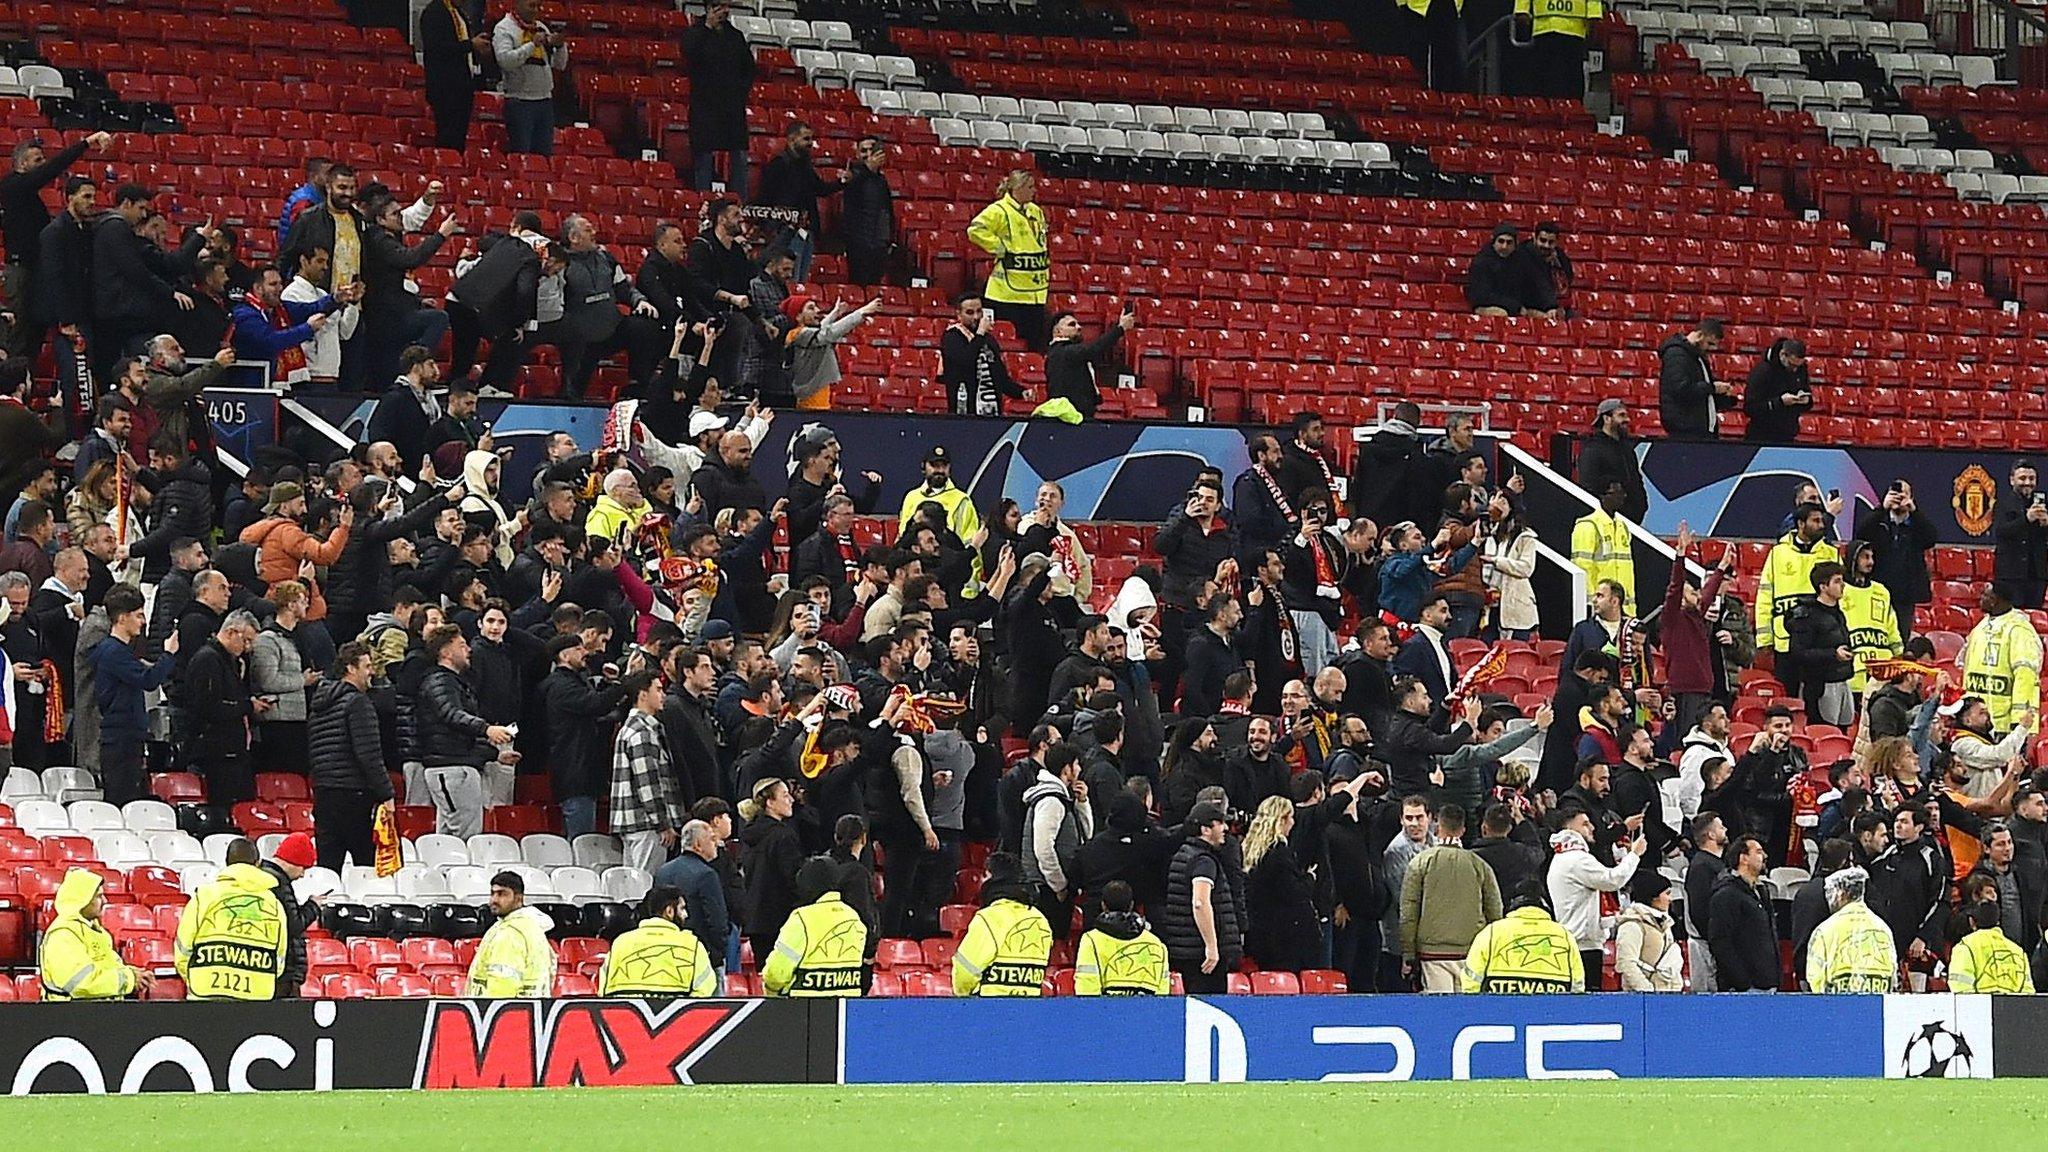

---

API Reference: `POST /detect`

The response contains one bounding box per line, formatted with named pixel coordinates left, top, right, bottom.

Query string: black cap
left=445, top=375, right=478, bottom=396
left=1188, top=801, right=1228, bottom=829
left=924, top=445, right=951, bottom=465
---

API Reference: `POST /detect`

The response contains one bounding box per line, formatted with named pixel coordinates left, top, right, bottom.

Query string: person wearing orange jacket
left=238, top=480, right=352, bottom=621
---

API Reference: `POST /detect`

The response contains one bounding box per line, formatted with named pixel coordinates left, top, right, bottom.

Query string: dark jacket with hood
left=258, top=859, right=316, bottom=997
left=1464, top=239, right=1525, bottom=313
left=1743, top=337, right=1810, bottom=443
left=1349, top=423, right=1437, bottom=533
left=1658, top=330, right=1720, bottom=438
left=1072, top=793, right=1180, bottom=922
left=1707, top=868, right=1779, bottom=992
left=1575, top=428, right=1648, bottom=523
left=740, top=812, right=804, bottom=938
left=1853, top=504, right=1937, bottom=608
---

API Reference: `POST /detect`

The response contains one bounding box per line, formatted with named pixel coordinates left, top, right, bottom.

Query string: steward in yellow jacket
left=1514, top=0, right=1602, bottom=39
left=1073, top=883, right=1170, bottom=995
left=1961, top=588, right=2043, bottom=735
left=762, top=858, right=868, bottom=997
left=953, top=854, right=1052, bottom=997
left=1803, top=869, right=1896, bottom=993
left=41, top=869, right=148, bottom=1001
left=966, top=174, right=1049, bottom=306
left=1462, top=894, right=1584, bottom=993
left=1839, top=543, right=1899, bottom=693
left=598, top=887, right=720, bottom=998
left=176, top=861, right=288, bottom=1001
left=1570, top=488, right=1635, bottom=613
left=466, top=872, right=558, bottom=997
left=1757, top=510, right=1838, bottom=660
left=1949, top=905, right=2036, bottom=994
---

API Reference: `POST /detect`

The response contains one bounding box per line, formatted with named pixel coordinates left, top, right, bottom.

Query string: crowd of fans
left=0, top=54, right=2044, bottom=1000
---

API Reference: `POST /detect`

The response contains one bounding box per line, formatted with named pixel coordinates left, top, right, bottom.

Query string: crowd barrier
left=2, top=994, right=2039, bottom=1093
left=254, top=395, right=1260, bottom=516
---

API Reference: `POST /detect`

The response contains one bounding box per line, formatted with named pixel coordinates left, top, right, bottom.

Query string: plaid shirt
left=609, top=709, right=680, bottom=835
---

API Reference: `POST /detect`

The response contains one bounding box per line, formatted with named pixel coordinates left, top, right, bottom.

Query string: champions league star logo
left=1899, top=1020, right=1974, bottom=1079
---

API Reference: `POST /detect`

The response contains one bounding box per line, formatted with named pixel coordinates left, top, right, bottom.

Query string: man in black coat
left=326, top=478, right=458, bottom=645
left=367, top=347, right=443, bottom=474
left=1656, top=319, right=1728, bottom=438
left=536, top=634, right=631, bottom=837
left=1043, top=307, right=1132, bottom=421
left=1994, top=459, right=2048, bottom=610
left=2, top=132, right=106, bottom=359
left=419, top=0, right=489, bottom=150
left=1232, top=434, right=1292, bottom=564
left=308, top=644, right=396, bottom=871
left=183, top=611, right=262, bottom=805
left=447, top=216, right=545, bottom=390
left=258, top=834, right=322, bottom=997
left=1707, top=834, right=1779, bottom=992
left=358, top=196, right=455, bottom=389
left=1072, top=790, right=1180, bottom=924
left=683, top=2, right=757, bottom=197
left=1854, top=482, right=1937, bottom=638
left=1576, top=399, right=1648, bottom=523
left=660, top=646, right=724, bottom=808
left=91, top=183, right=191, bottom=383
left=1380, top=678, right=1475, bottom=799
left=1537, top=650, right=1616, bottom=796
left=1272, top=412, right=1340, bottom=511
left=1471, top=803, right=1543, bottom=891
left=842, top=137, right=896, bottom=286
left=31, top=175, right=97, bottom=422
left=1348, top=401, right=1437, bottom=533
left=1465, top=224, right=1535, bottom=316
left=690, top=431, right=769, bottom=519
left=552, top=214, right=662, bottom=398
left=752, top=122, right=842, bottom=280
left=1742, top=336, right=1813, bottom=444
left=1179, top=596, right=1246, bottom=720
left=637, top=220, right=707, bottom=331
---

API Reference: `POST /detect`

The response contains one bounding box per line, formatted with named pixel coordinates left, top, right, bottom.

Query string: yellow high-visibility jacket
left=1461, top=906, right=1583, bottom=993
left=1803, top=900, right=1897, bottom=993
left=1514, top=0, right=1603, bottom=38
left=597, top=917, right=719, bottom=998
left=1949, top=926, right=2035, bottom=993
left=1841, top=579, right=1900, bottom=693
left=966, top=195, right=1049, bottom=304
left=1961, top=608, right=2043, bottom=734
left=175, top=862, right=288, bottom=1001
left=1570, top=508, right=1635, bottom=614
left=466, top=906, right=557, bottom=998
left=1756, top=534, right=1838, bottom=653
left=761, top=892, right=867, bottom=997
left=953, top=898, right=1052, bottom=997
left=1074, top=925, right=1170, bottom=995
left=40, top=869, right=137, bottom=1002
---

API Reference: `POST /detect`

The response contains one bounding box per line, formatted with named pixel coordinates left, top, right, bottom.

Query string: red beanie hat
left=273, top=832, right=318, bottom=870
left=780, top=294, right=811, bottom=323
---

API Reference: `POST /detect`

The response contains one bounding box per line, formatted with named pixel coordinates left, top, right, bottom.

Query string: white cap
left=688, top=410, right=730, bottom=439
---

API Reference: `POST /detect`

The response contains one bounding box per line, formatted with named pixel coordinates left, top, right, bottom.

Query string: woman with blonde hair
left=1242, top=794, right=1320, bottom=973
left=250, top=580, right=316, bottom=774
left=966, top=169, right=1050, bottom=350
left=67, top=459, right=122, bottom=543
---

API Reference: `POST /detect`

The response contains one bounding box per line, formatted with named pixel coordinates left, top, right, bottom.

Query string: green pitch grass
left=0, top=1080, right=2035, bottom=1150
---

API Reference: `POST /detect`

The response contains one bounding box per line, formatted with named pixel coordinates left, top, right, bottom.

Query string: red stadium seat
left=254, top=774, right=310, bottom=802
left=376, top=973, right=433, bottom=998
left=322, top=973, right=375, bottom=999
left=1225, top=972, right=1253, bottom=995
left=875, top=938, right=927, bottom=971
left=900, top=971, right=950, bottom=997
left=1249, top=971, right=1300, bottom=995
left=1300, top=969, right=1349, bottom=995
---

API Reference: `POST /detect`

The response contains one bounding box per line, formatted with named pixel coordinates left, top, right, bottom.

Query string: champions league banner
left=0, top=995, right=2028, bottom=1093
left=281, top=397, right=1258, bottom=517
left=1633, top=439, right=2026, bottom=544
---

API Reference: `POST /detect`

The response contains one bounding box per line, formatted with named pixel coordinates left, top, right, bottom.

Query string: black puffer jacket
left=130, top=459, right=214, bottom=581
left=415, top=665, right=491, bottom=766
left=308, top=678, right=393, bottom=797
left=1159, top=838, right=1243, bottom=968
left=740, top=813, right=804, bottom=938
left=258, top=859, right=315, bottom=997
left=326, top=488, right=451, bottom=623
left=535, top=665, right=629, bottom=802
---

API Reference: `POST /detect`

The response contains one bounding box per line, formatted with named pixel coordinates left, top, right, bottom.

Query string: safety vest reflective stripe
left=1840, top=582, right=1898, bottom=691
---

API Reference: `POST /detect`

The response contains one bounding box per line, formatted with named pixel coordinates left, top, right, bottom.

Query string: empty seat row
left=1633, top=11, right=1932, bottom=52
left=1882, top=146, right=1998, bottom=173
left=1680, top=41, right=1808, bottom=78
left=1877, top=51, right=1989, bottom=87
left=1748, top=76, right=1865, bottom=110
left=860, top=89, right=1332, bottom=138
left=730, top=15, right=858, bottom=52
left=925, top=118, right=1393, bottom=167
left=0, top=63, right=66, bottom=97
left=3, top=766, right=99, bottom=805
left=791, top=48, right=923, bottom=89
left=324, top=863, right=652, bottom=906
left=1809, top=109, right=1937, bottom=147
left=1625, top=0, right=1868, bottom=16
left=1945, top=172, right=2048, bottom=204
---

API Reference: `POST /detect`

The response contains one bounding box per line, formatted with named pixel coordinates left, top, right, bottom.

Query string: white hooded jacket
left=1545, top=828, right=1641, bottom=950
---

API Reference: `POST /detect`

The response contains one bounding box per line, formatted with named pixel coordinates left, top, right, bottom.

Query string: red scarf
left=1050, top=528, right=1080, bottom=583
left=1295, top=443, right=1338, bottom=501
left=243, top=291, right=309, bottom=382
left=1307, top=531, right=1336, bottom=587
left=834, top=534, right=860, bottom=582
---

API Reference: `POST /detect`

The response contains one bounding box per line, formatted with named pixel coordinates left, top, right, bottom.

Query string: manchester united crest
left=1954, top=465, right=1996, bottom=537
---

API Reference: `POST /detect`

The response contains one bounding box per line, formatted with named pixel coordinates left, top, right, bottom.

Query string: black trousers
left=428, top=82, right=474, bottom=152
left=559, top=315, right=664, bottom=398
left=847, top=244, right=893, bottom=288
left=990, top=300, right=1048, bottom=353
left=1402, top=0, right=1466, bottom=93
left=1522, top=32, right=1586, bottom=100
left=1175, top=962, right=1228, bottom=995
left=446, top=298, right=528, bottom=389
left=314, top=788, right=379, bottom=872
left=1581, top=948, right=1606, bottom=991
left=877, top=829, right=932, bottom=939
left=2013, top=580, right=2047, bottom=611
left=910, top=832, right=962, bottom=939
left=102, top=738, right=146, bottom=808
left=1033, top=881, right=1074, bottom=943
